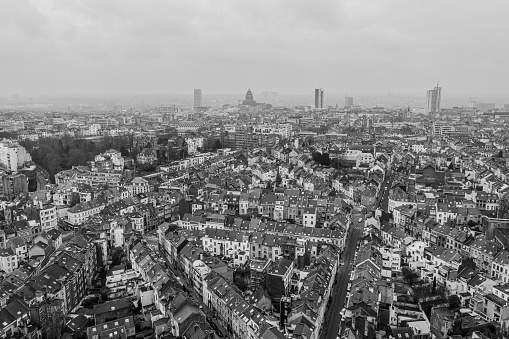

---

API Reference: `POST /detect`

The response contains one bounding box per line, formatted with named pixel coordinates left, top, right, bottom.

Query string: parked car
left=215, top=330, right=224, bottom=337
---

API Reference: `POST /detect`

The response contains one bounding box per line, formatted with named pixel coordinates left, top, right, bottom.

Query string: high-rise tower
left=345, top=96, right=354, bottom=109
left=314, top=88, right=324, bottom=108
left=425, top=84, right=441, bottom=114
left=194, top=89, right=202, bottom=108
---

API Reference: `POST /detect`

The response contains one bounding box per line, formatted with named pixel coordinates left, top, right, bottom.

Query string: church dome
left=245, top=88, right=254, bottom=101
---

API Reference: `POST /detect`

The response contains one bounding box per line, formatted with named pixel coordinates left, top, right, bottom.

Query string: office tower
left=345, top=96, right=354, bottom=109
left=425, top=84, right=441, bottom=114
left=194, top=89, right=202, bottom=107
left=314, top=88, right=324, bottom=108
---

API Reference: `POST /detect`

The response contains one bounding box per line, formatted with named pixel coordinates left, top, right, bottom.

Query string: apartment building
left=0, top=139, right=32, bottom=172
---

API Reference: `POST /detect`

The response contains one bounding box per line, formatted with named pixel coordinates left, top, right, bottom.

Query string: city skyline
left=1, top=1, right=508, bottom=96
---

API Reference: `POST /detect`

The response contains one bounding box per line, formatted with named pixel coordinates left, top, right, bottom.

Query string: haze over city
left=3, top=1, right=509, bottom=339
left=1, top=0, right=509, bottom=98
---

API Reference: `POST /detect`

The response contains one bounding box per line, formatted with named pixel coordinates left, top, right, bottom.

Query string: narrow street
left=379, top=175, right=393, bottom=212
left=320, top=221, right=362, bottom=339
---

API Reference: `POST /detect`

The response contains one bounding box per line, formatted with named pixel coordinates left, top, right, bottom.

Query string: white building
left=66, top=200, right=105, bottom=226
left=184, top=136, right=204, bottom=154
left=302, top=207, right=317, bottom=227
left=127, top=177, right=152, bottom=196
left=0, top=248, right=18, bottom=274
left=0, top=139, right=32, bottom=172
left=95, top=149, right=125, bottom=170
left=253, top=124, right=292, bottom=138
left=39, top=204, right=58, bottom=232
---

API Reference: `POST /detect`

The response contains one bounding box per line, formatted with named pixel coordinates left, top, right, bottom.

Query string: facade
left=0, top=173, right=28, bottom=200
left=67, top=200, right=106, bottom=226
left=0, top=248, right=18, bottom=274
left=194, top=88, right=203, bottom=107
left=345, top=96, right=354, bottom=109
left=426, top=84, right=441, bottom=115
left=0, top=139, right=32, bottom=172
left=39, top=204, right=58, bottom=231
left=314, top=88, right=324, bottom=109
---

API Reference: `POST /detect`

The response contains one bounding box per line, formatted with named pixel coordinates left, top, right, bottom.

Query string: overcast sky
left=1, top=0, right=508, bottom=96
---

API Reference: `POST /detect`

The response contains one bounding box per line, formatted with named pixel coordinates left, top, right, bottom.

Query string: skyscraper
left=194, top=89, right=202, bottom=107
left=425, top=84, right=441, bottom=114
left=345, top=96, right=354, bottom=109
left=314, top=88, right=324, bottom=108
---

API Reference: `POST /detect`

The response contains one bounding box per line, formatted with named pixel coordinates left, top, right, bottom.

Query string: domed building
left=242, top=88, right=257, bottom=106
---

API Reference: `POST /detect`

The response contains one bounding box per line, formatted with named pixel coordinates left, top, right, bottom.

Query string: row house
left=455, top=207, right=483, bottom=225
left=202, top=228, right=249, bottom=264
left=288, top=247, right=339, bottom=339
left=468, top=235, right=500, bottom=272
left=75, top=170, right=123, bottom=188
left=379, top=247, right=402, bottom=277
left=124, top=177, right=153, bottom=196
left=203, top=272, right=284, bottom=339
left=444, top=227, right=473, bottom=256
left=47, top=251, right=88, bottom=312
left=178, top=242, right=205, bottom=282
left=66, top=199, right=106, bottom=226
left=470, top=191, right=500, bottom=211
left=423, top=221, right=452, bottom=248
left=491, top=250, right=509, bottom=283
left=470, top=284, right=509, bottom=326
left=435, top=202, right=458, bottom=225
left=0, top=299, right=32, bottom=338
left=388, top=191, right=417, bottom=213
left=393, top=205, right=417, bottom=229
left=197, top=214, right=346, bottom=252
left=380, top=224, right=406, bottom=249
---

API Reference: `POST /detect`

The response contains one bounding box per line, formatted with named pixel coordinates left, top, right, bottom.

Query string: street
left=320, top=218, right=362, bottom=339
left=378, top=175, right=393, bottom=212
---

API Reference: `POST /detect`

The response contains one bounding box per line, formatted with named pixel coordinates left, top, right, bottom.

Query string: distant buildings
left=315, top=88, right=324, bottom=109
left=432, top=120, right=469, bottom=136
left=345, top=96, right=354, bottom=109
left=426, top=84, right=442, bottom=114
left=194, top=88, right=202, bottom=108
left=252, top=124, right=293, bottom=138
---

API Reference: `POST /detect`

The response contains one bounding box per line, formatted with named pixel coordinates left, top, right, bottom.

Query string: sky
left=1, top=0, right=508, bottom=96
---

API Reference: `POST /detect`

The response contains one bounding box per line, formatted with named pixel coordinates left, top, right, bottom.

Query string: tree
left=213, top=139, right=222, bottom=150
left=120, top=146, right=129, bottom=157
left=312, top=152, right=322, bottom=163
left=111, top=248, right=124, bottom=266
left=233, top=266, right=250, bottom=291
left=401, top=125, right=413, bottom=134
left=67, top=148, right=88, bottom=167
left=321, top=153, right=331, bottom=166
left=448, top=295, right=461, bottom=309
left=402, top=267, right=419, bottom=286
